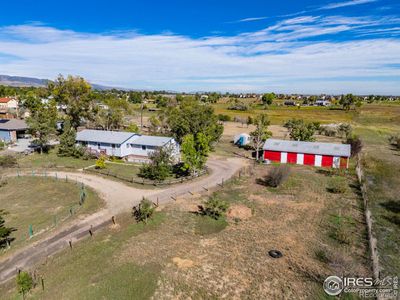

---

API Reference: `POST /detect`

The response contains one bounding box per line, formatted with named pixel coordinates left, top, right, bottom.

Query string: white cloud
left=235, top=17, right=268, bottom=23
left=0, top=14, right=399, bottom=94
left=320, top=0, right=378, bottom=10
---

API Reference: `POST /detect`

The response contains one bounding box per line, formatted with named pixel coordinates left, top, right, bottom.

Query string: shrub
left=327, top=176, right=348, bottom=193
left=346, top=136, right=363, bottom=157
left=330, top=214, right=352, bottom=244
left=16, top=271, right=34, bottom=298
left=315, top=249, right=331, bottom=264
left=0, top=155, right=17, bottom=168
left=95, top=155, right=106, bottom=169
left=388, top=134, right=400, bottom=150
left=337, top=123, right=353, bottom=139
left=259, top=165, right=290, bottom=187
left=218, top=114, right=231, bottom=122
left=0, top=140, right=5, bottom=150
left=198, top=197, right=229, bottom=220
left=138, top=147, right=173, bottom=181
left=132, top=197, right=155, bottom=224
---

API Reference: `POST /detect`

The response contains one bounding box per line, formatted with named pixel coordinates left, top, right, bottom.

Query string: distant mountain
left=0, top=74, right=117, bottom=90
left=0, top=75, right=50, bottom=87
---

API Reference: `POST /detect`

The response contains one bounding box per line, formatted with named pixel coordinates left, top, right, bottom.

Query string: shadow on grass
left=380, top=200, right=400, bottom=214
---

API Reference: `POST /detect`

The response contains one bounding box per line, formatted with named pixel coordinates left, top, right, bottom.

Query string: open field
left=0, top=164, right=368, bottom=299
left=0, top=176, right=104, bottom=256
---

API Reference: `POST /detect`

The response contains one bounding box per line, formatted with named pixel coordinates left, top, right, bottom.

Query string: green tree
left=139, top=147, right=173, bottom=181
left=166, top=99, right=223, bottom=145
left=250, top=114, right=272, bottom=161
left=198, top=197, right=229, bottom=220
left=58, top=119, right=79, bottom=157
left=27, top=101, right=57, bottom=154
left=284, top=118, right=317, bottom=141
left=128, top=91, right=143, bottom=104
left=181, top=133, right=210, bottom=175
left=126, top=123, right=139, bottom=133
left=261, top=93, right=275, bottom=105
left=49, top=75, right=94, bottom=129
left=0, top=209, right=14, bottom=248
left=132, top=197, right=155, bottom=224
left=16, top=271, right=34, bottom=299
left=339, top=94, right=356, bottom=111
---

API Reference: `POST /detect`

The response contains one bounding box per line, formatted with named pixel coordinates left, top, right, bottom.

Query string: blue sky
left=0, top=0, right=400, bottom=94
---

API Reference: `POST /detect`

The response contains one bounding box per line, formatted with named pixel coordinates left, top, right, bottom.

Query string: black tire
left=268, top=250, right=283, bottom=258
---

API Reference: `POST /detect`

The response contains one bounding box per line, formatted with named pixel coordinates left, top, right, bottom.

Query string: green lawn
left=16, top=148, right=96, bottom=170
left=0, top=176, right=104, bottom=255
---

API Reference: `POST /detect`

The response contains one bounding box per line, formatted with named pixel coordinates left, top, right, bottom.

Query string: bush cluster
left=259, top=165, right=291, bottom=188
left=327, top=176, right=348, bottom=194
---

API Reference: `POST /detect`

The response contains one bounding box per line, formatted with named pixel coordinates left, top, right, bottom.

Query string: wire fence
left=82, top=165, right=208, bottom=186
left=2, top=170, right=89, bottom=250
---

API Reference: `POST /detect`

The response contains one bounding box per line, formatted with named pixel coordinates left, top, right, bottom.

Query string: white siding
left=297, top=153, right=304, bottom=165
left=281, top=152, right=287, bottom=163
left=315, top=155, right=322, bottom=167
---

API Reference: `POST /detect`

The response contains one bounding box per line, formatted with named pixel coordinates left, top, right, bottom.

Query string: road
left=0, top=156, right=247, bottom=284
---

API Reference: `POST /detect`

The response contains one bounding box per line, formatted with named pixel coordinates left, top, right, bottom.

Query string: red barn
left=263, top=139, right=351, bottom=169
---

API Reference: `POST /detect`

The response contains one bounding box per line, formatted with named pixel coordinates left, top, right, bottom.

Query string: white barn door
left=297, top=153, right=304, bottom=165
left=333, top=156, right=340, bottom=168
left=315, top=155, right=322, bottom=167
left=281, top=152, right=287, bottom=163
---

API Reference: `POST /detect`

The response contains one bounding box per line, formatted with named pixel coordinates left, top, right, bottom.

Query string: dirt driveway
left=0, top=156, right=247, bottom=284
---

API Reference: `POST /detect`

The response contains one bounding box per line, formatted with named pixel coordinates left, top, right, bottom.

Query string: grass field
left=0, top=164, right=367, bottom=299
left=16, top=148, right=96, bottom=170
left=0, top=176, right=104, bottom=255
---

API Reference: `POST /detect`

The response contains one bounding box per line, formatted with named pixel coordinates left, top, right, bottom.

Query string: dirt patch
left=172, top=257, right=195, bottom=269
left=226, top=204, right=252, bottom=220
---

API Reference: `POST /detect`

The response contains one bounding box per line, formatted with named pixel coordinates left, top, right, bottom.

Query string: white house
left=76, top=129, right=180, bottom=163
left=0, top=97, right=18, bottom=112
left=315, top=99, right=331, bottom=106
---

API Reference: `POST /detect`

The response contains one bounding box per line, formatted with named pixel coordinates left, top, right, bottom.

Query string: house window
left=141, top=145, right=146, bottom=150
left=97, top=143, right=101, bottom=149
left=112, top=144, right=116, bottom=149
left=126, top=144, right=130, bottom=148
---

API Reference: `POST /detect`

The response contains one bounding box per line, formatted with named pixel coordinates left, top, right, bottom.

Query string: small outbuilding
left=233, top=133, right=251, bottom=146
left=263, top=139, right=351, bottom=169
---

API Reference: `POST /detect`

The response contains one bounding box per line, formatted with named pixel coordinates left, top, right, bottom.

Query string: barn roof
left=263, top=139, right=351, bottom=157
left=76, top=129, right=135, bottom=144
left=0, top=119, right=28, bottom=131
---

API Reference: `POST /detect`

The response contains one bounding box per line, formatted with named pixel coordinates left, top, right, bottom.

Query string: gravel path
left=0, top=156, right=247, bottom=284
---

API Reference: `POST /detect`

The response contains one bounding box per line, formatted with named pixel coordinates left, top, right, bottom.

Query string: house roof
left=76, top=129, right=175, bottom=146
left=263, top=138, right=351, bottom=157
left=0, top=97, right=13, bottom=103
left=130, top=135, right=174, bottom=147
left=0, top=119, right=28, bottom=131
left=76, top=129, right=135, bottom=144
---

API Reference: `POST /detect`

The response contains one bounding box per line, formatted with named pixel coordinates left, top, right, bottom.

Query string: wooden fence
left=83, top=166, right=208, bottom=186
left=356, top=154, right=381, bottom=284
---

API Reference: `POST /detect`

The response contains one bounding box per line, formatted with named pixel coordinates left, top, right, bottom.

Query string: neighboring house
left=315, top=99, right=331, bottom=106
left=263, top=138, right=351, bottom=169
left=284, top=100, right=296, bottom=106
left=0, top=97, right=19, bottom=118
left=0, top=119, right=28, bottom=143
left=76, top=129, right=180, bottom=163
